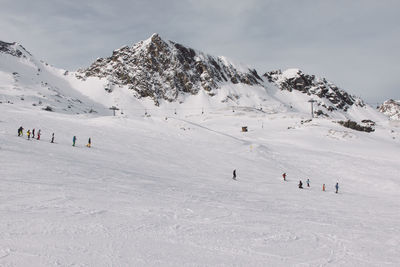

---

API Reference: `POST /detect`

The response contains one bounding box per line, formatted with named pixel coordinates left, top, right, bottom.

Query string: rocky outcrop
left=264, top=69, right=364, bottom=112
left=337, top=120, right=375, bottom=132
left=379, top=99, right=400, bottom=120
left=78, top=34, right=262, bottom=103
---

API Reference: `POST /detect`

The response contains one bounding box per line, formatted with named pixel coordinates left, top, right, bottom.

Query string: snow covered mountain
left=379, top=99, right=400, bottom=120
left=78, top=33, right=262, bottom=104
left=1, top=34, right=383, bottom=123
left=76, top=34, right=379, bottom=122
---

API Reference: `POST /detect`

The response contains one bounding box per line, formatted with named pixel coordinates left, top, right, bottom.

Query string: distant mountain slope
left=0, top=41, right=107, bottom=115
left=379, top=99, right=400, bottom=120
left=77, top=34, right=263, bottom=104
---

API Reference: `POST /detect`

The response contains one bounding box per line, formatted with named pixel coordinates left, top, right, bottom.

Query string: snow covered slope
left=1, top=96, right=399, bottom=266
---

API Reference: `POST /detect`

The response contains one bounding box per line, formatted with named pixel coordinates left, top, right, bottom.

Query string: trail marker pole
left=308, top=99, right=317, bottom=118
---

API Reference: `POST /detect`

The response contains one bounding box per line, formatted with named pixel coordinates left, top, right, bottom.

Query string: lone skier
left=335, top=182, right=339, bottom=194
left=282, top=173, right=286, bottom=181
left=51, top=133, right=54, bottom=143
left=72, top=136, right=77, bottom=146
left=298, top=180, right=303, bottom=189
left=322, top=184, right=326, bottom=191
left=87, top=137, right=91, bottom=148
left=232, top=169, right=237, bottom=180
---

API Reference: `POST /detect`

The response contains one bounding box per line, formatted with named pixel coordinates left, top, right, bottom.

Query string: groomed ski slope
left=1, top=102, right=399, bottom=266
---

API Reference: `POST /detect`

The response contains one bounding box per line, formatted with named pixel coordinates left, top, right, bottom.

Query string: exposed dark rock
left=43, top=106, right=54, bottom=112
left=315, top=110, right=329, bottom=117
left=337, top=120, right=374, bottom=132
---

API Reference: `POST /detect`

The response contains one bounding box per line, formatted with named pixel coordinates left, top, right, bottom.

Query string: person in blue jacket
left=72, top=136, right=77, bottom=146
left=335, top=182, right=339, bottom=193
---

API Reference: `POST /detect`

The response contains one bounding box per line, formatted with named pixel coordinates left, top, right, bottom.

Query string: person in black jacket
left=18, top=126, right=23, bottom=136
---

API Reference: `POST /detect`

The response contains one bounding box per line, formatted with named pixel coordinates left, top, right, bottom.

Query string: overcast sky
left=1, top=0, right=399, bottom=103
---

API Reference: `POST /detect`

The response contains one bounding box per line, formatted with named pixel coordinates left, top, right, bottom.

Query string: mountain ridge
left=0, top=34, right=393, bottom=121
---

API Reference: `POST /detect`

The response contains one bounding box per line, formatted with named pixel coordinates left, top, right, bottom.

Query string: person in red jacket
left=282, top=173, right=286, bottom=181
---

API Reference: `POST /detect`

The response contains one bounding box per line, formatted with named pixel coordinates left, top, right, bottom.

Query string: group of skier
left=17, top=126, right=91, bottom=147
left=232, top=172, right=339, bottom=194
left=231, top=170, right=340, bottom=194
left=18, top=126, right=42, bottom=141
left=283, top=173, right=339, bottom=193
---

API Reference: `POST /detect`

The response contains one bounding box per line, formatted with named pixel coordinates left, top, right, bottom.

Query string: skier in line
left=72, top=136, right=77, bottom=146
left=232, top=169, right=237, bottom=180
left=335, top=182, right=339, bottom=193
left=282, top=173, right=286, bottom=181
left=298, top=180, right=303, bottom=189
left=37, top=129, right=41, bottom=140
left=322, top=184, right=326, bottom=191
left=51, top=133, right=54, bottom=143
left=32, top=128, right=35, bottom=139
left=18, top=126, right=23, bottom=136
left=306, top=178, right=310, bottom=187
left=87, top=137, right=91, bottom=148
left=27, top=130, right=31, bottom=140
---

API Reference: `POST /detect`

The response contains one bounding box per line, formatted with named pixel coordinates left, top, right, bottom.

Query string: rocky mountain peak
left=78, top=34, right=262, bottom=104
left=264, top=69, right=364, bottom=112
left=149, top=33, right=163, bottom=43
